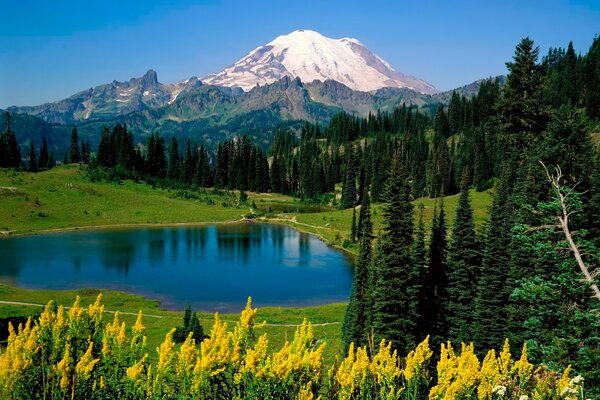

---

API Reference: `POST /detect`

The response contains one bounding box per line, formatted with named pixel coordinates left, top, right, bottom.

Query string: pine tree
left=70, top=127, right=80, bottom=164
left=357, top=184, right=371, bottom=242
left=2, top=112, right=21, bottom=168
left=28, top=139, right=37, bottom=172
left=413, top=204, right=427, bottom=336
left=80, top=140, right=90, bottom=164
left=446, top=178, right=481, bottom=344
left=584, top=36, right=600, bottom=119
left=473, top=168, right=514, bottom=350
left=340, top=143, right=357, bottom=208
left=372, top=155, right=418, bottom=353
left=168, top=137, right=180, bottom=181
left=500, top=37, right=547, bottom=153
left=39, top=138, right=49, bottom=169
left=342, top=191, right=374, bottom=351
left=97, top=128, right=112, bottom=167
left=146, top=134, right=166, bottom=178
left=174, top=304, right=205, bottom=342
left=350, top=207, right=357, bottom=242
left=420, top=202, right=448, bottom=346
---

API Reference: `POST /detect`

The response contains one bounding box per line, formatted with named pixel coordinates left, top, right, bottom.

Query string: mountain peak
left=141, top=69, right=158, bottom=85
left=202, top=30, right=437, bottom=94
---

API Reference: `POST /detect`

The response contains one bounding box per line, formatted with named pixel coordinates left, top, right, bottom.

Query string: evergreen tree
left=39, top=138, right=49, bottom=169
left=28, top=139, right=37, bottom=172
left=473, top=168, right=514, bottom=350
left=340, top=144, right=357, bottom=208
left=182, top=139, right=196, bottom=184
left=540, top=104, right=593, bottom=187
left=500, top=37, right=547, bottom=153
left=350, top=206, right=357, bottom=242
left=70, top=127, right=80, bottom=164
left=146, top=133, right=166, bottom=178
left=584, top=36, right=600, bottom=119
left=97, top=127, right=112, bottom=167
left=81, top=140, right=90, bottom=164
left=174, top=304, right=205, bottom=343
left=372, top=155, right=418, bottom=353
left=168, top=137, right=180, bottom=181
left=356, top=184, right=371, bottom=242
left=446, top=178, right=481, bottom=344
left=342, top=191, right=374, bottom=351
left=420, top=202, right=449, bottom=346
left=2, top=112, right=21, bottom=168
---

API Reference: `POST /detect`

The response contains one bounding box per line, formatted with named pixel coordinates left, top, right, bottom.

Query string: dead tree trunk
left=541, top=161, right=600, bottom=303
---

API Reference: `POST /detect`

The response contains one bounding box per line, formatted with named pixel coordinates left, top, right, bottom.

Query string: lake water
left=0, top=223, right=353, bottom=312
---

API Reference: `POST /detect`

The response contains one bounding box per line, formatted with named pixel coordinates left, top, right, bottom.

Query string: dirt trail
left=0, top=300, right=340, bottom=327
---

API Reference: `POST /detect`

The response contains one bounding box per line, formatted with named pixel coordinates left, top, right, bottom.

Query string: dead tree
left=540, top=161, right=600, bottom=303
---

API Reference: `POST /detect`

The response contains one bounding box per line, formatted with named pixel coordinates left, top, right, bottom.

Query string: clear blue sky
left=1, top=0, right=599, bottom=108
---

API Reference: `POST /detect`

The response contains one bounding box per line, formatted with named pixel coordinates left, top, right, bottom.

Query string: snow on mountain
left=202, top=29, right=438, bottom=95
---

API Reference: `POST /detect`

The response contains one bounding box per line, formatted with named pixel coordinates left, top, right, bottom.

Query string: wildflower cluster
left=0, top=295, right=587, bottom=399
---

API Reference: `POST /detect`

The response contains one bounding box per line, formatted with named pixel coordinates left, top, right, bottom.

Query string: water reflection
left=0, top=223, right=353, bottom=312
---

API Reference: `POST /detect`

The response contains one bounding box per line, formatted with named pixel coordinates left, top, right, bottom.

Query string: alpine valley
left=3, top=30, right=493, bottom=154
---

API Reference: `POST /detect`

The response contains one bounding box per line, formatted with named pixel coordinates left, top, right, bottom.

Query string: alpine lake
left=0, top=222, right=353, bottom=313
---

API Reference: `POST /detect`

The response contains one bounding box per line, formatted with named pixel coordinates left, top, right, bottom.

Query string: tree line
left=342, top=36, right=600, bottom=396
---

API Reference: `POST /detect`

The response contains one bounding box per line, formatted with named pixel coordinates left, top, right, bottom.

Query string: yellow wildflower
left=478, top=350, right=500, bottom=400
left=195, top=314, right=230, bottom=375
left=69, top=296, right=84, bottom=321
left=373, top=339, right=400, bottom=384
left=87, top=293, right=104, bottom=320
left=157, top=328, right=176, bottom=371
left=404, top=336, right=432, bottom=382
left=38, top=300, right=55, bottom=329
left=511, top=342, right=533, bottom=387
left=177, top=333, right=197, bottom=376
left=75, top=342, right=99, bottom=379
left=498, top=339, right=512, bottom=379
left=126, top=354, right=148, bottom=380
left=57, top=343, right=72, bottom=391
left=133, top=310, right=145, bottom=335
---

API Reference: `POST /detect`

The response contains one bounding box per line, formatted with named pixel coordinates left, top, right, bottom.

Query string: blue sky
left=1, top=0, right=599, bottom=108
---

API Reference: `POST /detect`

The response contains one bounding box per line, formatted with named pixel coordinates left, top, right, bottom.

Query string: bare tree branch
left=540, top=161, right=600, bottom=303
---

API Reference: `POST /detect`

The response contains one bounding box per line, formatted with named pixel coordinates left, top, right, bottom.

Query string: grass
left=272, top=189, right=493, bottom=255
left=0, top=165, right=246, bottom=234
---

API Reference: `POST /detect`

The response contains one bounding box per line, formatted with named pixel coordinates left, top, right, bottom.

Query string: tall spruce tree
left=167, top=137, right=180, bottom=181
left=97, top=128, right=112, bottom=167
left=500, top=37, right=547, bottom=153
left=342, top=191, right=374, bottom=352
left=70, top=127, right=80, bottom=164
left=340, top=143, right=357, bottom=208
left=473, top=168, right=514, bottom=350
left=39, top=138, right=49, bottom=169
left=446, top=177, right=481, bottom=344
left=420, top=202, right=449, bottom=346
left=28, top=139, right=37, bottom=172
left=372, top=155, right=418, bottom=352
left=2, top=112, right=20, bottom=168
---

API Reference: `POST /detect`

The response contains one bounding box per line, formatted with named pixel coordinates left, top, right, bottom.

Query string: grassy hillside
left=0, top=165, right=278, bottom=235
left=273, top=189, right=493, bottom=254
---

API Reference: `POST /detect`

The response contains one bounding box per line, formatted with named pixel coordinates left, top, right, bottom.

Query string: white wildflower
left=492, top=385, right=507, bottom=398
left=569, top=375, right=584, bottom=386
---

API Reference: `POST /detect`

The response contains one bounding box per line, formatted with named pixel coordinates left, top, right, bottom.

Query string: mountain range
left=4, top=30, right=497, bottom=152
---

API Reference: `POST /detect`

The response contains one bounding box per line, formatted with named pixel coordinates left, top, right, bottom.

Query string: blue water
left=0, top=223, right=353, bottom=312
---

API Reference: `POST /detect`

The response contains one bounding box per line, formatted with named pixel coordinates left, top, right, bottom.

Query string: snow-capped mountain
left=202, top=29, right=438, bottom=95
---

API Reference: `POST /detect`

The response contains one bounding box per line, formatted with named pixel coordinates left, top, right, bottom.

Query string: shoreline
left=1, top=216, right=358, bottom=257
left=2, top=218, right=246, bottom=238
